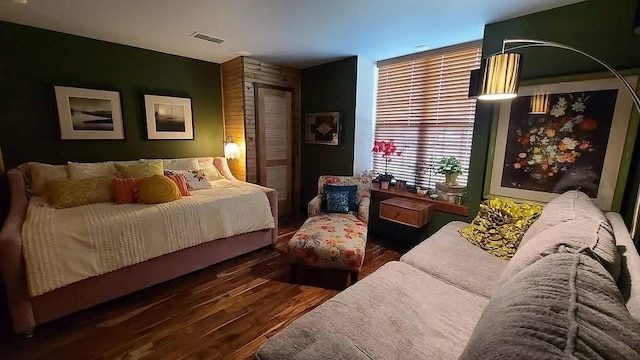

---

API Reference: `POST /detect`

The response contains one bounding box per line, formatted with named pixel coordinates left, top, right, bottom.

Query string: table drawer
left=380, top=203, right=421, bottom=227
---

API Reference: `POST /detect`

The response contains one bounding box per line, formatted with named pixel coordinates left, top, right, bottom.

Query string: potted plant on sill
left=372, top=140, right=402, bottom=190
left=437, top=157, right=462, bottom=185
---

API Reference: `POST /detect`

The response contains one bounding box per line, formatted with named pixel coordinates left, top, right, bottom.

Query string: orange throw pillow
left=113, top=178, right=142, bottom=204
left=165, top=173, right=191, bottom=196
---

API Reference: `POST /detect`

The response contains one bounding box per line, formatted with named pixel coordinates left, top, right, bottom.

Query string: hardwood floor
left=0, top=217, right=401, bottom=360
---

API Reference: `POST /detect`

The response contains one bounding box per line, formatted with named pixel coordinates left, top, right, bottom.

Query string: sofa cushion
left=500, top=190, right=620, bottom=284
left=288, top=214, right=367, bottom=271
left=401, top=221, right=509, bottom=298
left=520, top=190, right=608, bottom=245
left=460, top=252, right=640, bottom=360
left=458, top=197, right=542, bottom=259
left=256, top=261, right=489, bottom=360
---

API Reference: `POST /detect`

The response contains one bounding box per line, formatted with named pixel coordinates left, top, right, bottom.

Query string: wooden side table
left=380, top=197, right=433, bottom=228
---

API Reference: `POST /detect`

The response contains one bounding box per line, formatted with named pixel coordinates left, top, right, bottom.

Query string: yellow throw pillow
left=458, top=197, right=543, bottom=259
left=138, top=175, right=182, bottom=204
left=115, top=161, right=164, bottom=178
left=45, top=177, right=115, bottom=208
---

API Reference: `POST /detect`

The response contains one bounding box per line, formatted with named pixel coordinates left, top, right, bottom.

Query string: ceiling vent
left=190, top=32, right=224, bottom=44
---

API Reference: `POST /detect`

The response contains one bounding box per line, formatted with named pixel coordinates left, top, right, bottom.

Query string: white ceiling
left=0, top=0, right=583, bottom=68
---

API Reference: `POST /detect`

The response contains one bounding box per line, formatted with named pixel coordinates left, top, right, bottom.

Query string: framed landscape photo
left=488, top=75, right=638, bottom=211
left=54, top=86, right=124, bottom=140
left=305, top=112, right=340, bottom=145
left=144, top=95, right=193, bottom=140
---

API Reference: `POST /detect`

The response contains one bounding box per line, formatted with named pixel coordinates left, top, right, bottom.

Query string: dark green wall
left=466, top=0, right=640, bottom=225
left=301, top=57, right=358, bottom=206
left=0, top=21, right=223, bottom=169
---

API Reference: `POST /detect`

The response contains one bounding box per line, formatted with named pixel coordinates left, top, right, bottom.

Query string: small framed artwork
left=305, top=112, right=340, bottom=145
left=54, top=86, right=124, bottom=140
left=487, top=75, right=638, bottom=210
left=144, top=95, right=193, bottom=140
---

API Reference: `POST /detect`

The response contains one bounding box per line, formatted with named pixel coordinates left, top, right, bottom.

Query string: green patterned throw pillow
left=458, top=197, right=543, bottom=259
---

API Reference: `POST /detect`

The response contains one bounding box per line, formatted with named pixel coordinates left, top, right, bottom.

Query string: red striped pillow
left=165, top=174, right=191, bottom=196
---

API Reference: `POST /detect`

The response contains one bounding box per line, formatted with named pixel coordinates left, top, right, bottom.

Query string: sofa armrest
left=607, top=212, right=640, bottom=321
left=0, top=169, right=35, bottom=335
left=357, top=197, right=371, bottom=224
left=308, top=195, right=323, bottom=218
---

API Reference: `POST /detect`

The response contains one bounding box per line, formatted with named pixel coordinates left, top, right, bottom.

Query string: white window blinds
left=373, top=41, right=482, bottom=188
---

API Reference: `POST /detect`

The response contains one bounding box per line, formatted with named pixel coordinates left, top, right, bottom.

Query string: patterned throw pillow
left=325, top=189, right=351, bottom=214
left=323, top=184, right=358, bottom=211
left=138, top=176, right=182, bottom=204
left=115, top=161, right=164, bottom=178
left=458, top=197, right=543, bottom=259
left=164, top=170, right=212, bottom=190
left=45, top=177, right=115, bottom=208
left=68, top=162, right=118, bottom=179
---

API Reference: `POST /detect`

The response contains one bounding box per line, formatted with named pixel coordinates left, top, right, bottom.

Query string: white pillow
left=199, top=162, right=225, bottom=181
left=159, top=158, right=200, bottom=171
left=68, top=161, right=118, bottom=179
left=30, top=163, right=69, bottom=196
left=164, top=170, right=212, bottom=190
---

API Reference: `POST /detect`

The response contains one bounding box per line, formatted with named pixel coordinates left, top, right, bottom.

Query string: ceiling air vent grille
left=191, top=32, right=224, bottom=44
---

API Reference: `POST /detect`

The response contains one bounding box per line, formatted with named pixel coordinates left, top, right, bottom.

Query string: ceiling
left=0, top=0, right=584, bottom=68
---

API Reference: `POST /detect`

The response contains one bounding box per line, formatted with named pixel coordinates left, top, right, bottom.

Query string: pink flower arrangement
left=372, top=140, right=402, bottom=175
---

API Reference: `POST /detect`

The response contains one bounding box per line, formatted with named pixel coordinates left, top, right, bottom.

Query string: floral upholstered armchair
left=308, top=176, right=372, bottom=223
left=288, top=175, right=372, bottom=284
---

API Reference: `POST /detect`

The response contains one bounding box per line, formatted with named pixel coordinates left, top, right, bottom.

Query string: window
left=373, top=41, right=482, bottom=188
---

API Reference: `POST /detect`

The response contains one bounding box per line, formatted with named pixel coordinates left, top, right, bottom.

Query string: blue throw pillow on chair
left=323, top=184, right=358, bottom=212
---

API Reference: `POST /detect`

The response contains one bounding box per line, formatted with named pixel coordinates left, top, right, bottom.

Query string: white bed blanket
left=22, top=179, right=275, bottom=296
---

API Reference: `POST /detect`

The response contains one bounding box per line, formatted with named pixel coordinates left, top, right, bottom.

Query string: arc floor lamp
left=474, top=39, right=640, bottom=242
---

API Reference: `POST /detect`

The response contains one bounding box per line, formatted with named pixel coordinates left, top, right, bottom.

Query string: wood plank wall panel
left=221, top=57, right=246, bottom=181
left=243, top=57, right=301, bottom=212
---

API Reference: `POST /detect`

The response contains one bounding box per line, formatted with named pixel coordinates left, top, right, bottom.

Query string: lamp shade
left=477, top=53, right=522, bottom=101
left=224, top=142, right=241, bottom=159
left=530, top=91, right=550, bottom=114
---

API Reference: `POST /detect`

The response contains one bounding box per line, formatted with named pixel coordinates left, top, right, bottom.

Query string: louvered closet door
left=256, top=86, right=293, bottom=216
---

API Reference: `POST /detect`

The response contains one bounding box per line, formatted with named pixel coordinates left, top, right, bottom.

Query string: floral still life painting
left=489, top=76, right=638, bottom=211
left=501, top=90, right=616, bottom=197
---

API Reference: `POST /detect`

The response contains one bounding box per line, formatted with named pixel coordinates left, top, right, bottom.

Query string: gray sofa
left=256, top=191, right=640, bottom=359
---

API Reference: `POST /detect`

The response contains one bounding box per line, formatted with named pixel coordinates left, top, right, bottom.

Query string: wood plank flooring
left=0, top=217, right=401, bottom=360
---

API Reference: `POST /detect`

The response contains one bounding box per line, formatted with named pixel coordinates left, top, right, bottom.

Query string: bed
left=0, top=157, right=278, bottom=336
